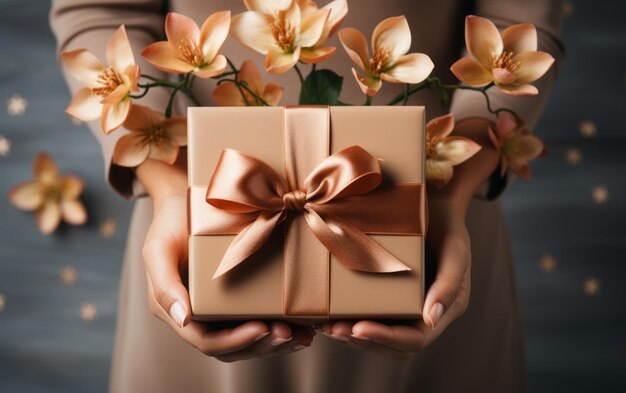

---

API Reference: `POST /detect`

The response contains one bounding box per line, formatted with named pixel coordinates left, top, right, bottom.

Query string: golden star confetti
left=583, top=277, right=600, bottom=296
left=564, top=148, right=582, bottom=165
left=562, top=1, right=574, bottom=17
left=0, top=294, right=6, bottom=311
left=81, top=303, right=97, bottom=322
left=539, top=253, right=558, bottom=272
left=60, top=266, right=77, bottom=285
left=0, top=135, right=11, bottom=157
left=7, top=94, right=28, bottom=116
left=592, top=185, right=609, bottom=204
left=578, top=120, right=597, bottom=138
left=99, top=218, right=118, bottom=238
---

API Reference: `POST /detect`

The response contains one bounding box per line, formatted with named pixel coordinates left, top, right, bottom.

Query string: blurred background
left=0, top=0, right=624, bottom=392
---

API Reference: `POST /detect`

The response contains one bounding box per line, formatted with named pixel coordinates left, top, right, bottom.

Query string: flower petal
left=123, top=104, right=163, bottom=131
left=107, top=25, right=135, bottom=73
left=212, top=82, right=247, bottom=106
left=513, top=51, right=555, bottom=84
left=66, top=88, right=103, bottom=122
left=112, top=133, right=150, bottom=167
left=338, top=27, right=370, bottom=71
left=148, top=140, right=180, bottom=165
left=194, top=54, right=227, bottom=78
left=244, top=0, right=292, bottom=15
left=426, top=113, right=455, bottom=142
left=506, top=157, right=531, bottom=180
left=231, top=12, right=279, bottom=55
left=299, top=46, right=336, bottom=64
left=352, top=68, right=382, bottom=97
left=237, top=60, right=263, bottom=92
left=101, top=96, right=131, bottom=134
left=380, top=53, right=433, bottom=84
left=36, top=200, right=61, bottom=235
left=372, top=16, right=411, bottom=63
left=450, top=57, right=493, bottom=86
left=164, top=117, right=188, bottom=146
left=165, top=13, right=200, bottom=47
left=321, top=0, right=348, bottom=39
left=426, top=159, right=454, bottom=188
left=121, top=64, right=140, bottom=92
left=33, top=152, right=58, bottom=185
left=497, top=83, right=539, bottom=96
left=8, top=181, right=44, bottom=211
left=493, top=67, right=516, bottom=85
left=262, top=83, right=284, bottom=106
left=502, top=23, right=537, bottom=54
left=200, top=11, right=231, bottom=64
left=298, top=8, right=329, bottom=48
left=61, top=199, right=87, bottom=225
left=58, top=175, right=84, bottom=199
left=436, top=136, right=482, bottom=165
left=465, top=15, right=503, bottom=68
left=515, top=133, right=544, bottom=160
left=141, top=41, right=195, bottom=74
left=265, top=48, right=301, bottom=74
left=60, top=49, right=105, bottom=88
left=495, top=112, right=519, bottom=138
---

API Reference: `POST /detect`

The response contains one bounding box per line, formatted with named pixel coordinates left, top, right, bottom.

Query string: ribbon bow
left=206, top=145, right=412, bottom=279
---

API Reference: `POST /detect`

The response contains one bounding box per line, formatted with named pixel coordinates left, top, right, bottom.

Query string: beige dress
left=50, top=1, right=565, bottom=392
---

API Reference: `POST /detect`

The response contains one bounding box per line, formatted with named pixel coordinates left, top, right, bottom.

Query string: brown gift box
left=188, top=106, right=426, bottom=324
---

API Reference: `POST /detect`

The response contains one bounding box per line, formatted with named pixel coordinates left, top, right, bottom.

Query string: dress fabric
left=49, top=1, right=565, bottom=392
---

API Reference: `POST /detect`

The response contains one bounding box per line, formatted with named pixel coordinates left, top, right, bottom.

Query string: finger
left=424, top=231, right=471, bottom=329
left=231, top=321, right=293, bottom=357
left=348, top=335, right=413, bottom=358
left=350, top=320, right=425, bottom=353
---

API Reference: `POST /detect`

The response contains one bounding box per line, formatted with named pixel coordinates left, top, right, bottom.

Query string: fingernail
left=351, top=333, right=371, bottom=341
left=331, top=334, right=350, bottom=342
left=292, top=344, right=307, bottom=351
left=429, top=302, right=445, bottom=329
left=253, top=332, right=271, bottom=342
left=169, top=302, right=187, bottom=328
left=270, top=337, right=293, bottom=346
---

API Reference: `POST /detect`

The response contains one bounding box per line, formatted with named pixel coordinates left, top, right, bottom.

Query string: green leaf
left=299, top=69, right=343, bottom=105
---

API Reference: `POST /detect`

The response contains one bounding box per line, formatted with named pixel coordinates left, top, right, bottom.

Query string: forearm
left=428, top=118, right=499, bottom=216
left=136, top=152, right=188, bottom=211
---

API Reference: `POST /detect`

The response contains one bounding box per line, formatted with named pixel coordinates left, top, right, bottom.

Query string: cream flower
left=297, top=0, right=348, bottom=62
left=425, top=114, right=481, bottom=187
left=8, top=153, right=87, bottom=235
left=450, top=15, right=555, bottom=96
left=338, top=16, right=434, bottom=97
left=61, top=26, right=140, bottom=134
left=212, top=60, right=284, bottom=106
left=112, top=105, right=187, bottom=167
left=141, top=12, right=230, bottom=78
left=231, top=0, right=331, bottom=74
left=488, top=112, right=545, bottom=180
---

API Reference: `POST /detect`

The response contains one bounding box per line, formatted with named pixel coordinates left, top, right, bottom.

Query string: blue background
left=0, top=0, right=624, bottom=391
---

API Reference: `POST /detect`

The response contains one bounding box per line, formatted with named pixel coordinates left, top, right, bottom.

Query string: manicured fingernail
left=331, top=334, right=350, bottom=342
left=270, top=337, right=292, bottom=346
left=253, top=332, right=271, bottom=342
left=429, top=302, right=445, bottom=329
left=169, top=302, right=187, bottom=328
left=351, top=333, right=371, bottom=341
left=292, top=344, right=307, bottom=351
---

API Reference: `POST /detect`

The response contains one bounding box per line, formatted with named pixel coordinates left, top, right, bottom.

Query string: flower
left=450, top=15, right=555, bottom=96
left=212, top=60, right=284, bottom=106
left=61, top=26, right=140, bottom=134
left=488, top=112, right=545, bottom=179
left=113, top=105, right=187, bottom=167
left=425, top=114, right=481, bottom=187
left=8, top=153, right=87, bottom=235
left=338, top=16, right=434, bottom=97
left=297, top=0, right=348, bottom=62
left=231, top=0, right=331, bottom=74
left=141, top=11, right=230, bottom=78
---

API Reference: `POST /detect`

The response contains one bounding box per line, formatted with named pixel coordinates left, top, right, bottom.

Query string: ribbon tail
left=212, top=211, right=284, bottom=279
left=303, top=205, right=411, bottom=273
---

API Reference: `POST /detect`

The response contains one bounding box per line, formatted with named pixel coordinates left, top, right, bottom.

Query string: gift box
left=188, top=106, right=427, bottom=324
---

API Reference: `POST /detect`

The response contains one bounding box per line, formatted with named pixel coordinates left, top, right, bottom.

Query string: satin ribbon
left=189, top=106, right=426, bottom=318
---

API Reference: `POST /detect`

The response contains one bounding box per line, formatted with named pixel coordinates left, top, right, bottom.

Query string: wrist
left=135, top=153, right=188, bottom=212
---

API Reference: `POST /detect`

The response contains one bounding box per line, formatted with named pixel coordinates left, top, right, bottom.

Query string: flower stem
left=403, top=83, right=410, bottom=106
left=294, top=64, right=309, bottom=99
left=364, top=95, right=373, bottom=106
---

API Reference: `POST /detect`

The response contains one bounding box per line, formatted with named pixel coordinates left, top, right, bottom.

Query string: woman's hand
left=137, top=158, right=315, bottom=362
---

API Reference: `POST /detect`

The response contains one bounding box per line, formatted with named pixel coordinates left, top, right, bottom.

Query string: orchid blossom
left=61, top=26, right=139, bottom=134
left=488, top=112, right=545, bottom=179
left=450, top=15, right=555, bottom=96
left=8, top=153, right=87, bottom=235
left=338, top=16, right=434, bottom=97
left=212, top=60, right=284, bottom=106
left=231, top=0, right=331, bottom=74
left=141, top=12, right=230, bottom=78
left=425, top=114, right=482, bottom=187
left=113, top=105, right=187, bottom=167
left=297, top=0, right=348, bottom=62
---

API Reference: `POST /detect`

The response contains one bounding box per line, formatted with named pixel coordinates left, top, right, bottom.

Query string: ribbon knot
left=283, top=190, right=307, bottom=212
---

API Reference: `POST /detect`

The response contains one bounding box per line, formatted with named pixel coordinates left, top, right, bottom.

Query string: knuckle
left=153, top=282, right=172, bottom=308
